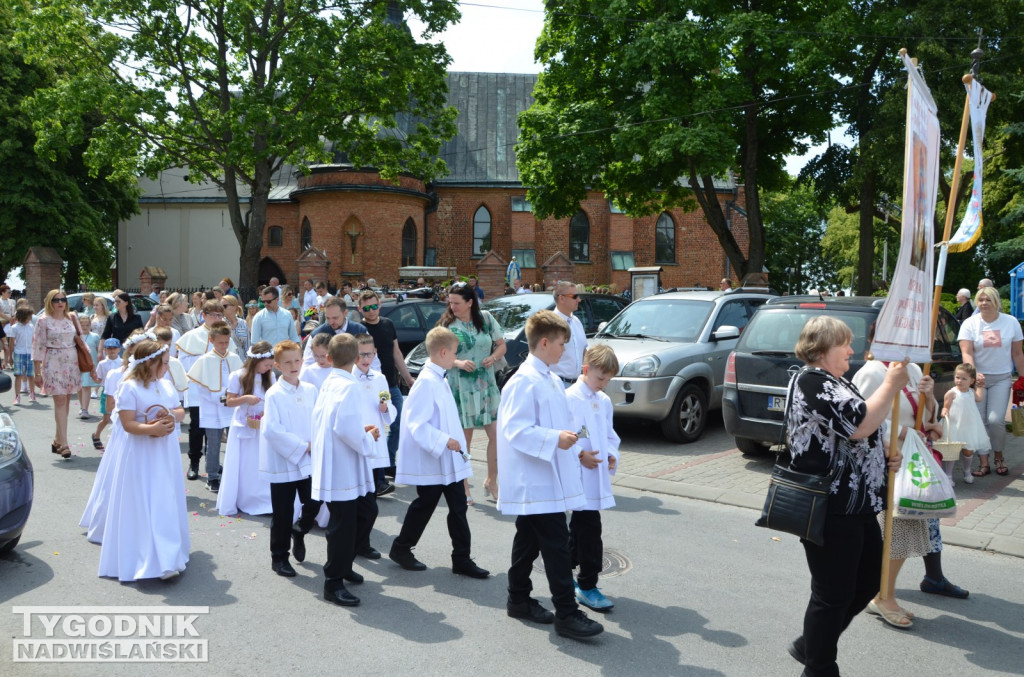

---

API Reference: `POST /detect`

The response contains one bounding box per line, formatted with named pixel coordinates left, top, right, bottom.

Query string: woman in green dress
left=439, top=283, right=506, bottom=504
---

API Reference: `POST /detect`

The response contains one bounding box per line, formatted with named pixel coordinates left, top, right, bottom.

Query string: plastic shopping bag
left=893, top=433, right=956, bottom=520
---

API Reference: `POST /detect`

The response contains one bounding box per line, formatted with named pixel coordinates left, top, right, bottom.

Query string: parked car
left=722, top=295, right=962, bottom=455
left=34, top=292, right=156, bottom=326
left=405, top=292, right=630, bottom=387
left=358, top=298, right=448, bottom=355
left=590, top=289, right=775, bottom=443
left=0, top=373, right=33, bottom=555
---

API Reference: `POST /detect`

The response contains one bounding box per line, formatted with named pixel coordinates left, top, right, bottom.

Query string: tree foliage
left=16, top=0, right=460, bottom=287
left=761, top=182, right=838, bottom=294
left=0, top=3, right=136, bottom=289
left=516, top=0, right=835, bottom=280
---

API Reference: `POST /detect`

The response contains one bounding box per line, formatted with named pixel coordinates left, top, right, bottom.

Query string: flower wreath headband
left=122, top=333, right=151, bottom=349
left=127, top=344, right=169, bottom=370
left=247, top=348, right=273, bottom=359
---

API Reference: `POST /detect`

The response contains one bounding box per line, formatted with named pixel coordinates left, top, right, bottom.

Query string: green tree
left=0, top=4, right=136, bottom=289
left=761, top=182, right=838, bottom=294
left=17, top=0, right=459, bottom=287
left=801, top=0, right=1024, bottom=295
left=515, top=0, right=835, bottom=280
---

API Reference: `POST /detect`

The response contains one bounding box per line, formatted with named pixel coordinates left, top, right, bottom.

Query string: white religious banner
left=948, top=78, right=991, bottom=253
left=870, top=54, right=939, bottom=364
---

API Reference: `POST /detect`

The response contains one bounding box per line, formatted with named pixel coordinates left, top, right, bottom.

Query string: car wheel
left=735, top=437, right=769, bottom=456
left=0, top=535, right=20, bottom=555
left=661, top=383, right=707, bottom=443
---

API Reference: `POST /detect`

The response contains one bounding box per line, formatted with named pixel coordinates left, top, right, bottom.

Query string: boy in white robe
left=187, top=322, right=242, bottom=493
left=311, top=333, right=379, bottom=607
left=299, top=332, right=332, bottom=392
left=177, top=300, right=241, bottom=481
left=497, top=310, right=603, bottom=640
left=259, top=340, right=322, bottom=578
left=352, top=334, right=394, bottom=558
left=565, top=344, right=621, bottom=612
left=389, top=328, right=489, bottom=578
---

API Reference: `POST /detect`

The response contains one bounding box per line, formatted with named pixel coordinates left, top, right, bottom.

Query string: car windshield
left=738, top=308, right=874, bottom=356
left=482, top=295, right=553, bottom=338
left=600, top=299, right=713, bottom=341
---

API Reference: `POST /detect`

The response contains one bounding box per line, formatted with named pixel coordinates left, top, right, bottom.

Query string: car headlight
left=621, top=355, right=660, bottom=378
left=0, top=413, right=22, bottom=465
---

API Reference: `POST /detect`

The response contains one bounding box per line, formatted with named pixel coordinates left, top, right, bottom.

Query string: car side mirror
left=597, top=321, right=608, bottom=333
left=712, top=325, right=740, bottom=341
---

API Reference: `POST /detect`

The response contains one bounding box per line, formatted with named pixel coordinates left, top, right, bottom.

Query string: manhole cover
left=532, top=547, right=632, bottom=578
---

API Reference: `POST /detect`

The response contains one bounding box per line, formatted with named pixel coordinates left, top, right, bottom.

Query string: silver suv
left=591, top=290, right=773, bottom=443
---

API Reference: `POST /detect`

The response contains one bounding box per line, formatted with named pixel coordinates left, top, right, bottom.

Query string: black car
left=357, top=298, right=448, bottom=356
left=405, top=292, right=630, bottom=386
left=723, top=295, right=962, bottom=455
left=0, top=373, right=33, bottom=555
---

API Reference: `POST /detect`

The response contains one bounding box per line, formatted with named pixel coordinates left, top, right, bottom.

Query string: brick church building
left=120, top=72, right=748, bottom=294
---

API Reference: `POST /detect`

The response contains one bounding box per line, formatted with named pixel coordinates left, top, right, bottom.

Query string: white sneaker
left=963, top=473, right=974, bottom=484
left=79, top=410, right=90, bottom=419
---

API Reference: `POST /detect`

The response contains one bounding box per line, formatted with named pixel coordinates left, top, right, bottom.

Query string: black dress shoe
left=344, top=571, right=364, bottom=584
left=292, top=527, right=306, bottom=563
left=389, top=547, right=427, bottom=571
left=554, top=610, right=604, bottom=639
left=357, top=546, right=381, bottom=560
left=506, top=598, right=554, bottom=624
left=375, top=482, right=396, bottom=497
left=323, top=587, right=360, bottom=607
left=186, top=462, right=200, bottom=481
left=207, top=479, right=220, bottom=493
left=788, top=637, right=806, bottom=665
left=452, top=560, right=490, bottom=579
left=272, top=561, right=296, bottom=577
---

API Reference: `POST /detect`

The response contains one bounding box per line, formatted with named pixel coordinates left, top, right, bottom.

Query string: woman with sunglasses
left=101, top=292, right=144, bottom=346
left=439, top=281, right=507, bottom=504
left=32, top=290, right=95, bottom=459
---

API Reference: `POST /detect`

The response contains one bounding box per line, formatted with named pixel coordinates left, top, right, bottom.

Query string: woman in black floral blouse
left=785, top=316, right=907, bottom=677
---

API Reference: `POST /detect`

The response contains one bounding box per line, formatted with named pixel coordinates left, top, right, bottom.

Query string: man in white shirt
left=550, top=281, right=587, bottom=388
left=251, top=286, right=300, bottom=346
left=513, top=278, right=531, bottom=294
left=301, top=279, right=319, bottom=314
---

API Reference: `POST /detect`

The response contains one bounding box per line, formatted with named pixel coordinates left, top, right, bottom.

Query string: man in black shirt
left=358, top=290, right=416, bottom=496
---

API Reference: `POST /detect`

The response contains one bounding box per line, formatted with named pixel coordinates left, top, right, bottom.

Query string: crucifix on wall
left=345, top=222, right=362, bottom=264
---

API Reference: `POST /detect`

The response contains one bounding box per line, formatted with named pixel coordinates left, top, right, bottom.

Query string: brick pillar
left=475, top=250, right=507, bottom=300
left=541, top=251, right=574, bottom=291
left=296, top=247, right=331, bottom=290
left=23, top=247, right=63, bottom=312
left=139, top=266, right=168, bottom=296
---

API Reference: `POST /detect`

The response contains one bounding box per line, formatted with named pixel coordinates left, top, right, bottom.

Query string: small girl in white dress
left=98, top=340, right=189, bottom=581
left=942, top=363, right=990, bottom=484
left=217, top=341, right=275, bottom=516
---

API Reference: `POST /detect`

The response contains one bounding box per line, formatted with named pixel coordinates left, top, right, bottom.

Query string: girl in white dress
left=98, top=340, right=189, bottom=581
left=217, top=341, right=275, bottom=516
left=942, top=363, right=990, bottom=484
left=79, top=333, right=146, bottom=544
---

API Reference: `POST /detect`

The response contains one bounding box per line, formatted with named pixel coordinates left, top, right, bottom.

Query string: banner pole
left=880, top=393, right=901, bottom=600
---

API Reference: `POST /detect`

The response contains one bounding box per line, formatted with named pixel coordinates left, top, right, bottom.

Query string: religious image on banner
left=871, top=53, right=938, bottom=364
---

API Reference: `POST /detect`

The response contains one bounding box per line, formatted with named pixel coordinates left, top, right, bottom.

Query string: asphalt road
left=1, top=400, right=1022, bottom=675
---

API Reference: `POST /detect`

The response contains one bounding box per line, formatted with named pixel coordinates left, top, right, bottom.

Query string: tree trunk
left=742, top=99, right=764, bottom=282
left=857, top=169, right=876, bottom=296
left=688, top=169, right=749, bottom=279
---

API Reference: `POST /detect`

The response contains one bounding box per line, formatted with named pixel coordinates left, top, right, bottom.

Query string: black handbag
left=754, top=368, right=839, bottom=546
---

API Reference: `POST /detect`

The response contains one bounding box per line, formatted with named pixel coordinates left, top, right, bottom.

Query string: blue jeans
left=386, top=385, right=404, bottom=466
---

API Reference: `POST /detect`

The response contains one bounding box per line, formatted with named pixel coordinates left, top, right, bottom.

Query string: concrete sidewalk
left=467, top=426, right=1024, bottom=559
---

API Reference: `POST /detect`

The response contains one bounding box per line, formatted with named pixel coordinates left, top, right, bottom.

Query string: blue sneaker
left=575, top=584, right=614, bottom=611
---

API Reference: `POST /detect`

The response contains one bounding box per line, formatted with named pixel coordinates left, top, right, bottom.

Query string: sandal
left=51, top=441, right=60, bottom=455
left=91, top=434, right=105, bottom=451
left=57, top=444, right=71, bottom=460
left=920, top=576, right=969, bottom=599
left=972, top=466, right=991, bottom=477
left=867, top=600, right=913, bottom=629
left=995, top=457, right=1009, bottom=476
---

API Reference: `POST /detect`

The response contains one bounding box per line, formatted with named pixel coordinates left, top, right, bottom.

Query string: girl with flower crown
left=98, top=339, right=189, bottom=581
left=217, top=341, right=276, bottom=516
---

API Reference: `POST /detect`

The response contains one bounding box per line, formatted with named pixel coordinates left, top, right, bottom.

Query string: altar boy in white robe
left=259, top=340, right=322, bottom=578
left=352, top=334, right=394, bottom=559
left=389, top=327, right=489, bottom=578
left=187, top=322, right=242, bottom=494
left=497, top=310, right=603, bottom=640
left=311, top=333, right=379, bottom=607
left=565, top=344, right=621, bottom=612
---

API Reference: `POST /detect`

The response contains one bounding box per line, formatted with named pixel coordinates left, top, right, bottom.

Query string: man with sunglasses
left=358, top=290, right=416, bottom=496
left=251, top=286, right=300, bottom=347
left=551, top=281, right=588, bottom=389
left=302, top=296, right=368, bottom=366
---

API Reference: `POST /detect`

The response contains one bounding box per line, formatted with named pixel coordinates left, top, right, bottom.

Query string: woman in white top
left=90, top=297, right=111, bottom=335
left=957, top=286, right=1024, bottom=476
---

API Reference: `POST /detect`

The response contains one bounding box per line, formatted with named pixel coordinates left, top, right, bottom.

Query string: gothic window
left=655, top=212, right=675, bottom=263
left=473, top=206, right=491, bottom=257
left=268, top=226, right=283, bottom=247
left=402, top=218, right=417, bottom=267
left=300, top=218, right=312, bottom=249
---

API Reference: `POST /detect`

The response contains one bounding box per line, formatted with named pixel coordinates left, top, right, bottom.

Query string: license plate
left=767, top=395, right=786, bottom=412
